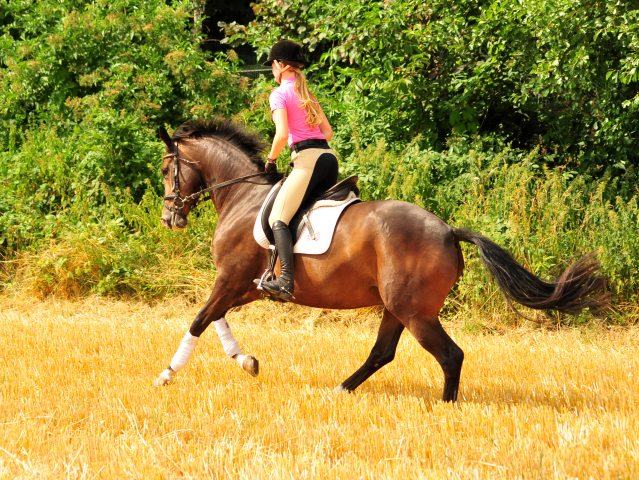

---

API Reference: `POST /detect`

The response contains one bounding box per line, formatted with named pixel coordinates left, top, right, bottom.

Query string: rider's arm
left=317, top=106, right=333, bottom=142
left=268, top=108, right=289, bottom=161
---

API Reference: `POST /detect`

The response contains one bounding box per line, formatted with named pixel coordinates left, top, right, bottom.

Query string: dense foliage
left=1, top=1, right=638, bottom=323
left=0, top=0, right=249, bottom=250
left=225, top=0, right=639, bottom=179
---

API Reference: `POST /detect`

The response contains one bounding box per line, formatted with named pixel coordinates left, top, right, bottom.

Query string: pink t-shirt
left=269, top=77, right=325, bottom=147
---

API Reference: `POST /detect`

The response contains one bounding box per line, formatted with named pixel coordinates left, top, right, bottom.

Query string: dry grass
left=0, top=296, right=637, bottom=479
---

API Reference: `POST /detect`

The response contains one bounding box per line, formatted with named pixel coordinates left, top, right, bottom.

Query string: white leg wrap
left=214, top=318, right=242, bottom=358
left=169, top=331, right=199, bottom=373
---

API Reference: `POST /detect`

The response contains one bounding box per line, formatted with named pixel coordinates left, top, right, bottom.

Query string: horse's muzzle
left=161, top=211, right=188, bottom=230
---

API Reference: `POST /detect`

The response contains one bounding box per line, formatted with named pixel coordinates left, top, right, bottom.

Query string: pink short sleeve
left=269, top=89, right=286, bottom=112
left=268, top=78, right=325, bottom=146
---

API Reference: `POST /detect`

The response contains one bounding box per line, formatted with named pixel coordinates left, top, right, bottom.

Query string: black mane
left=172, top=117, right=269, bottom=171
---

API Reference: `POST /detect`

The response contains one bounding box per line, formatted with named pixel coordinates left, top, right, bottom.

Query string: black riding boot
left=260, top=220, right=295, bottom=301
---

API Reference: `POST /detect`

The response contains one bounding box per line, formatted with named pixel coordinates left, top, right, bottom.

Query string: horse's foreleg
left=155, top=330, right=200, bottom=386
left=213, top=317, right=259, bottom=376
left=334, top=309, right=405, bottom=393
left=154, top=283, right=261, bottom=386
left=154, top=316, right=259, bottom=386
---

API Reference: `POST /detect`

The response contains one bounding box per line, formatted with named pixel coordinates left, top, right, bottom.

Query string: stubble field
left=0, top=296, right=637, bottom=479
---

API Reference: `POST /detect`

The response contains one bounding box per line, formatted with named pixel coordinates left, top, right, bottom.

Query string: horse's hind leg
left=407, top=315, right=464, bottom=402
left=334, top=308, right=405, bottom=393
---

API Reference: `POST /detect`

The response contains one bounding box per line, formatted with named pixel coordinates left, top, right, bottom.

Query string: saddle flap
left=259, top=176, right=360, bottom=247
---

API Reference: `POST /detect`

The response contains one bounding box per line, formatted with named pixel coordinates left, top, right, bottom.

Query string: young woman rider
left=257, top=39, right=338, bottom=301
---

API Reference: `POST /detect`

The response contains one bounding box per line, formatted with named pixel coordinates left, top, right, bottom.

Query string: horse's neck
left=199, top=139, right=272, bottom=220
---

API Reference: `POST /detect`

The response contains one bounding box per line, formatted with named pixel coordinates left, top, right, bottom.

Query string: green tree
left=224, top=0, right=639, bottom=177
left=0, top=0, right=249, bottom=250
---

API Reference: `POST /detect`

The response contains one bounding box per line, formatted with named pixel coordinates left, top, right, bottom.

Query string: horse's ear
left=158, top=127, right=172, bottom=150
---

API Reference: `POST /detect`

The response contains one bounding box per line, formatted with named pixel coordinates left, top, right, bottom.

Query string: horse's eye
left=161, top=167, right=169, bottom=176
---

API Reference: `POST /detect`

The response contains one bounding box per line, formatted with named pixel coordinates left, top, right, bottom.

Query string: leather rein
left=162, top=140, right=269, bottom=222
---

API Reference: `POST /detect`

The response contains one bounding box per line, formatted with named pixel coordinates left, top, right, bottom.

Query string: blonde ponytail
left=291, top=68, right=322, bottom=128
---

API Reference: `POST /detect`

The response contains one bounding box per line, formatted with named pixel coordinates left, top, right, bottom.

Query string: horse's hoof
left=242, top=355, right=259, bottom=377
left=154, top=369, right=174, bottom=387
left=333, top=384, right=348, bottom=394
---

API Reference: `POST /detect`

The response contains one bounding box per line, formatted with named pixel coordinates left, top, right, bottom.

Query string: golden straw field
left=0, top=296, right=638, bottom=479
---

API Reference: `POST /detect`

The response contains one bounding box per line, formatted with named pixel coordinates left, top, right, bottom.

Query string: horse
left=154, top=118, right=608, bottom=402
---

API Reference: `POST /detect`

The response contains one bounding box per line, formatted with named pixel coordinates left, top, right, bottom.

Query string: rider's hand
left=265, top=161, right=278, bottom=175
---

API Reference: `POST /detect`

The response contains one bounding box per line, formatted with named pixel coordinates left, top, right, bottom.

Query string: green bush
left=341, top=135, right=639, bottom=320
left=0, top=0, right=250, bottom=252
left=226, top=0, right=639, bottom=177
left=341, top=133, right=507, bottom=220
left=0, top=0, right=247, bottom=132
left=3, top=186, right=219, bottom=300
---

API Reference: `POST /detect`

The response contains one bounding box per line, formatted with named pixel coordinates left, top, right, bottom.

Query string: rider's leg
left=264, top=220, right=295, bottom=300
left=268, top=149, right=339, bottom=228
left=261, top=149, right=338, bottom=301
left=262, top=165, right=311, bottom=300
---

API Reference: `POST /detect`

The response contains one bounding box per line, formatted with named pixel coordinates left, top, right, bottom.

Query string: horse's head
left=159, top=127, right=203, bottom=229
left=158, top=119, right=273, bottom=229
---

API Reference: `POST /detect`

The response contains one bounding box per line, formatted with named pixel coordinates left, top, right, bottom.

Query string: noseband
left=162, top=140, right=269, bottom=225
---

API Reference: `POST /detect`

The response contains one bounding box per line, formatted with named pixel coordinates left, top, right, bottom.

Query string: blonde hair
left=289, top=67, right=322, bottom=128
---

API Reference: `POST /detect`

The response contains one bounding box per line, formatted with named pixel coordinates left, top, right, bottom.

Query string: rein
left=163, top=140, right=269, bottom=223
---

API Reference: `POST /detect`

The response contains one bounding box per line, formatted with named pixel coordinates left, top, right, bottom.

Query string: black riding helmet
left=262, top=39, right=308, bottom=67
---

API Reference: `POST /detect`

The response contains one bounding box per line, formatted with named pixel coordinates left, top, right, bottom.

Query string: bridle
left=162, top=140, right=269, bottom=225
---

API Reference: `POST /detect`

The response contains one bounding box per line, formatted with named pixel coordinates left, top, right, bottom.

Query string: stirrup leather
left=255, top=246, right=277, bottom=295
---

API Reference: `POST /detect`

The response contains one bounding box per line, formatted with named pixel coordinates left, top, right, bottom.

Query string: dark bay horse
left=155, top=118, right=607, bottom=402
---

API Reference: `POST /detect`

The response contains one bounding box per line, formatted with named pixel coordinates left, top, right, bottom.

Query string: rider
left=258, top=39, right=338, bottom=301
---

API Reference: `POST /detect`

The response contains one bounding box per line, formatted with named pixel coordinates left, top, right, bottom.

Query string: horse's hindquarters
left=291, top=201, right=460, bottom=313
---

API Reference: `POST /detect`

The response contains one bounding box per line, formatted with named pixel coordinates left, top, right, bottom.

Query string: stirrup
left=254, top=244, right=294, bottom=301
left=260, top=278, right=295, bottom=301
left=255, top=267, right=273, bottom=291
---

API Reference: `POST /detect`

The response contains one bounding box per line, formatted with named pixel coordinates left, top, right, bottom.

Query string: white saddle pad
left=253, top=184, right=361, bottom=255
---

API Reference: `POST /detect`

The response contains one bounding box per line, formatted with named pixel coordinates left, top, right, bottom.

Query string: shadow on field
left=353, top=377, right=617, bottom=412
left=355, top=378, right=443, bottom=404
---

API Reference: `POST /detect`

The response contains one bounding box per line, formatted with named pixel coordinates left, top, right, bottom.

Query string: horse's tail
left=452, top=227, right=610, bottom=315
